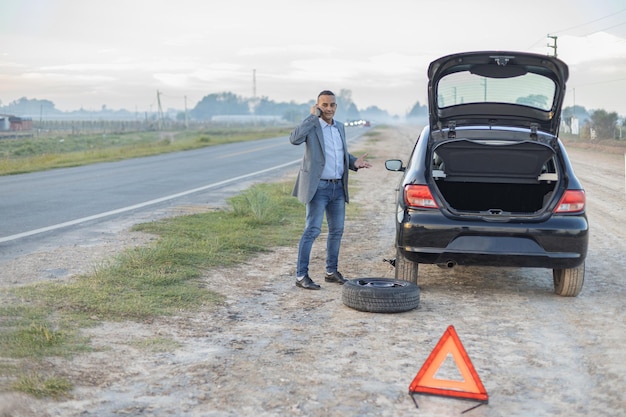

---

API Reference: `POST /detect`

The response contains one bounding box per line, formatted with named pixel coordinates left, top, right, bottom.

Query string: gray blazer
left=290, top=114, right=358, bottom=204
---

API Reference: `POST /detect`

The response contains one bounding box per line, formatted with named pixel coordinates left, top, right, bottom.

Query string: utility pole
left=184, top=95, right=189, bottom=129
left=252, top=69, right=257, bottom=99
left=156, top=90, right=164, bottom=130
left=547, top=34, right=558, bottom=57
left=482, top=78, right=487, bottom=102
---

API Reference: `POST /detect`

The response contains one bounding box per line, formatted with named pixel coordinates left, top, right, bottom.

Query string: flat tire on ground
left=342, top=278, right=420, bottom=313
left=553, top=261, right=585, bottom=297
left=394, top=247, right=418, bottom=284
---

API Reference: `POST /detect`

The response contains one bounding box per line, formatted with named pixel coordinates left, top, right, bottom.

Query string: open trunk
left=431, top=139, right=559, bottom=214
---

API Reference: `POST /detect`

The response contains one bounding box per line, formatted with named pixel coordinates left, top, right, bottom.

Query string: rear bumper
left=397, top=211, right=588, bottom=269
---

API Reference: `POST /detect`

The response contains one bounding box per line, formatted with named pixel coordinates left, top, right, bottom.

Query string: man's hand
left=311, top=105, right=322, bottom=117
left=355, top=153, right=372, bottom=169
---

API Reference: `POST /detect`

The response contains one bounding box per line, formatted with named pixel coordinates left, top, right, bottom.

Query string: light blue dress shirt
left=319, top=118, right=345, bottom=180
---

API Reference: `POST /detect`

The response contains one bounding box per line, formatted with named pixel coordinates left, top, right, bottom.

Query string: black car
left=386, top=51, right=588, bottom=296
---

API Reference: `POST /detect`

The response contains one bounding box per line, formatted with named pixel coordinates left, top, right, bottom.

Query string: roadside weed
left=0, top=181, right=303, bottom=398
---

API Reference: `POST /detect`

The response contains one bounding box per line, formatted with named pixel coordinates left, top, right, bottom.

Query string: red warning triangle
left=409, top=325, right=488, bottom=403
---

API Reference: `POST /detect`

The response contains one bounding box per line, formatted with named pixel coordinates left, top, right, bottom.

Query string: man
left=290, top=90, right=371, bottom=290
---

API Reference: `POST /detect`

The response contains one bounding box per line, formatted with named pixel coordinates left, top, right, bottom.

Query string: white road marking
left=0, top=159, right=300, bottom=244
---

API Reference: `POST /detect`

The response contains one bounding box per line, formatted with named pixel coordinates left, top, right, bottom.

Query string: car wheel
left=394, top=247, right=418, bottom=284
left=553, top=262, right=585, bottom=297
left=342, top=278, right=420, bottom=313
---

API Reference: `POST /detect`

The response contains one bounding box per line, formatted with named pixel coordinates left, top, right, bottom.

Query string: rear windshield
left=437, top=71, right=556, bottom=111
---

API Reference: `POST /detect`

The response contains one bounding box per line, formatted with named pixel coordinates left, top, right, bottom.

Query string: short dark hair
left=318, top=90, right=335, bottom=99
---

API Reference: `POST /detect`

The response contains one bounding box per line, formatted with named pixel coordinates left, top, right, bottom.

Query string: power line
left=550, top=7, right=626, bottom=35
left=527, top=9, right=626, bottom=50
left=571, top=76, right=626, bottom=88
left=526, top=36, right=548, bottom=50
left=581, top=20, right=626, bottom=36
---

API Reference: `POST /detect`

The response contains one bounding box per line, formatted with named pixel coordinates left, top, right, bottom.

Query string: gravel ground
left=0, top=126, right=624, bottom=417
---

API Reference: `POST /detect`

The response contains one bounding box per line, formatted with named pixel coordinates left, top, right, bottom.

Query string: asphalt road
left=0, top=127, right=368, bottom=257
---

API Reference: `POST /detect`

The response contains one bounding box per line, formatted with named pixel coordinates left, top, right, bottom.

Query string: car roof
left=427, top=51, right=569, bottom=136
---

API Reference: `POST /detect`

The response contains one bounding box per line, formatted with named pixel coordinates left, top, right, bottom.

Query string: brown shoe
left=324, top=271, right=347, bottom=285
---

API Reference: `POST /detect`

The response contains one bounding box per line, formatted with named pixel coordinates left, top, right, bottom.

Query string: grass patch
left=130, top=336, right=182, bottom=353
left=11, top=374, right=74, bottom=400
left=0, top=320, right=88, bottom=359
left=0, top=181, right=304, bottom=398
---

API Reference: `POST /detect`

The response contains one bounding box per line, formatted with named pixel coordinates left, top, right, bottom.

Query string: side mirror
left=385, top=159, right=405, bottom=172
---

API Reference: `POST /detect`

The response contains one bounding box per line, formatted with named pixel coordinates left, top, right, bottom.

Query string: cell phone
left=315, top=107, right=322, bottom=117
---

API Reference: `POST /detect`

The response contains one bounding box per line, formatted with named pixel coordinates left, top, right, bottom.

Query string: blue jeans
left=296, top=180, right=346, bottom=277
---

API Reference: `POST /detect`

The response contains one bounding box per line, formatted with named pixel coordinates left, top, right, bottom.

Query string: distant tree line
left=187, top=89, right=400, bottom=124
left=562, top=105, right=623, bottom=140
left=0, top=91, right=421, bottom=126
left=1, top=95, right=623, bottom=139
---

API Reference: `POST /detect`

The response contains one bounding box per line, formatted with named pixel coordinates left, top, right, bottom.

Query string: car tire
left=394, top=247, right=418, bottom=284
left=342, top=278, right=420, bottom=313
left=553, top=262, right=584, bottom=297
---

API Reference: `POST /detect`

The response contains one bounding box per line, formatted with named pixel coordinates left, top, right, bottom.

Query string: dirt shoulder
left=1, top=126, right=624, bottom=417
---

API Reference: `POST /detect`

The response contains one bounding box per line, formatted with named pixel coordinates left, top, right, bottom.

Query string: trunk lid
left=427, top=51, right=569, bottom=136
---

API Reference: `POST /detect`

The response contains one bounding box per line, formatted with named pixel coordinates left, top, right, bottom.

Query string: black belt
left=321, top=178, right=342, bottom=183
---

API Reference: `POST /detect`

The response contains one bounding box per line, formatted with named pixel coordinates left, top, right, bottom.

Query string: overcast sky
left=1, top=0, right=625, bottom=117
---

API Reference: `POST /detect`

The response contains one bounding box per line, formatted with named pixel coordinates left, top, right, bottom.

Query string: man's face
left=317, top=95, right=337, bottom=123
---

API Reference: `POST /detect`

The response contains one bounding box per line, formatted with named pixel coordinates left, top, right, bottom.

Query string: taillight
left=554, top=190, right=585, bottom=213
left=404, top=185, right=438, bottom=209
